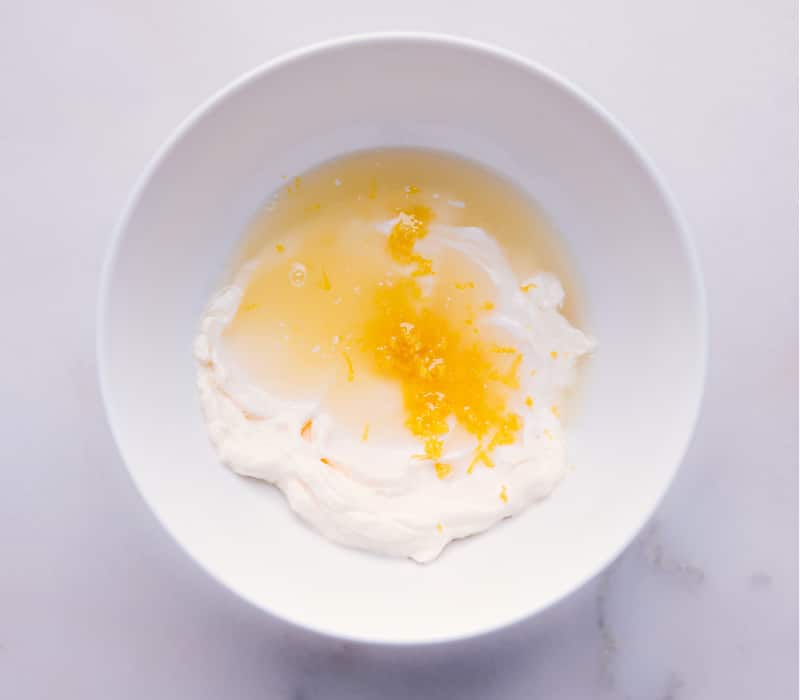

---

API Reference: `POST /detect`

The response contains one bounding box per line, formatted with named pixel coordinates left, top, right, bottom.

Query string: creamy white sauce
left=195, top=223, right=593, bottom=562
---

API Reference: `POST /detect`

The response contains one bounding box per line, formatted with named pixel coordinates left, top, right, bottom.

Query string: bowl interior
left=100, top=36, right=705, bottom=643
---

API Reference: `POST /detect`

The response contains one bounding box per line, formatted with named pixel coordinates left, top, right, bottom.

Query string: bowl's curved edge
left=96, top=31, right=709, bottom=647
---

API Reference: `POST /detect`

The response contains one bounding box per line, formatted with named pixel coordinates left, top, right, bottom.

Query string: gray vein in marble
left=748, top=572, right=773, bottom=591
left=595, top=568, right=620, bottom=693
left=660, top=672, right=685, bottom=700
left=638, top=522, right=706, bottom=587
left=594, top=521, right=708, bottom=700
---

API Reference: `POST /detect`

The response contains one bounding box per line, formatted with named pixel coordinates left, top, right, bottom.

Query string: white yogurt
left=194, top=223, right=593, bottom=562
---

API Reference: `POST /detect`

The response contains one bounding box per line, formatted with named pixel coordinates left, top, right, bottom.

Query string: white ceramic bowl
left=98, top=34, right=706, bottom=644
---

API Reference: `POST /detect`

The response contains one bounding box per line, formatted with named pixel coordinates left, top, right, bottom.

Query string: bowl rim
left=96, top=31, right=708, bottom=646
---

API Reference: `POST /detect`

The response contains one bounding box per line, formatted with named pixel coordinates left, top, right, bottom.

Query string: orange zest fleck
left=502, top=353, right=523, bottom=389
left=486, top=413, right=523, bottom=451
left=364, top=207, right=524, bottom=477
left=286, top=176, right=301, bottom=194
left=411, top=256, right=434, bottom=277
left=467, top=446, right=496, bottom=474
left=521, top=282, right=537, bottom=292
left=525, top=396, right=534, bottom=409
left=455, top=281, right=475, bottom=290
left=425, top=437, right=443, bottom=460
left=550, top=351, right=558, bottom=359
left=275, top=243, right=285, bottom=253
left=500, top=485, right=508, bottom=503
left=342, top=351, right=355, bottom=382
left=435, top=462, right=452, bottom=479
left=301, top=420, right=313, bottom=440
left=551, top=405, right=560, bottom=418
left=362, top=423, right=370, bottom=442
left=321, top=268, right=332, bottom=291
left=387, top=206, right=434, bottom=277
left=481, top=301, right=495, bottom=311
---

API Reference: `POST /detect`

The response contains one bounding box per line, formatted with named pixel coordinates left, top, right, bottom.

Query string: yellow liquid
left=224, top=149, right=579, bottom=461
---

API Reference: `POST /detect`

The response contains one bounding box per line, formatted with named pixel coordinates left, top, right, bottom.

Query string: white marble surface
left=1, top=1, right=797, bottom=697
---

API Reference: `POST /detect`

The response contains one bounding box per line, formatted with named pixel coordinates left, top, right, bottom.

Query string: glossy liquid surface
left=224, top=149, right=580, bottom=453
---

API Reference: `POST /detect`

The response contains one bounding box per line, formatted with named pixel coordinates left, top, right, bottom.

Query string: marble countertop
left=2, top=1, right=796, bottom=697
